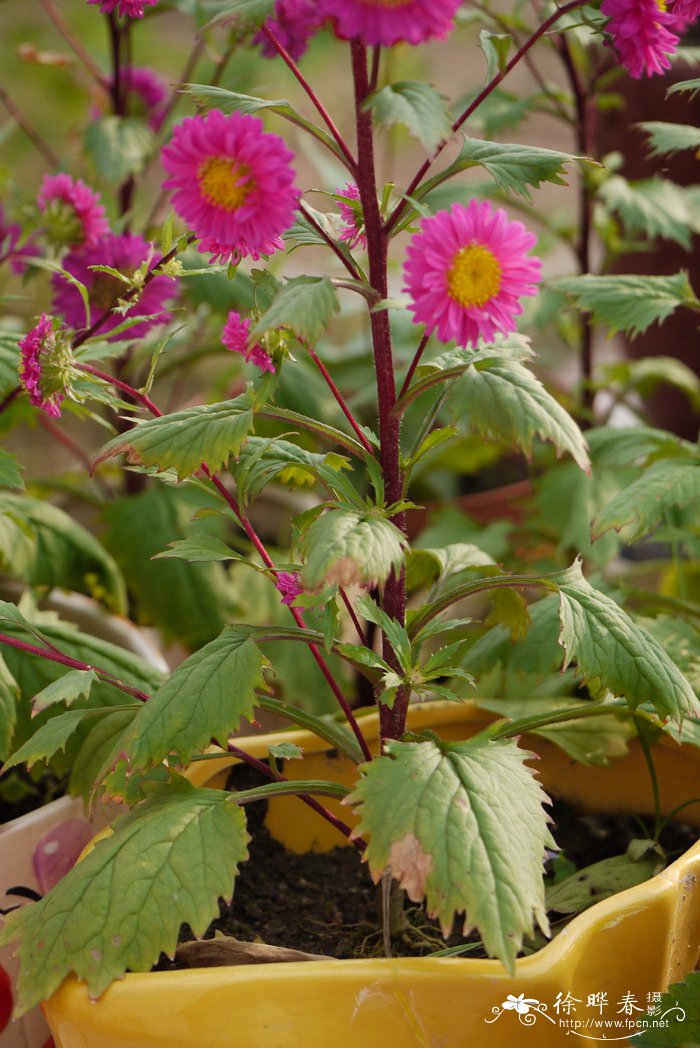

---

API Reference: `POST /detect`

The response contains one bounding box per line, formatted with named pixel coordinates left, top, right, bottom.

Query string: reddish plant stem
left=305, top=344, right=374, bottom=454
left=0, top=85, right=60, bottom=168
left=0, top=631, right=150, bottom=702
left=398, top=332, right=430, bottom=400
left=0, top=387, right=21, bottom=416
left=40, top=0, right=109, bottom=87
left=384, top=0, right=590, bottom=236
left=227, top=743, right=364, bottom=850
left=261, top=25, right=357, bottom=174
left=340, top=587, right=366, bottom=644
left=298, top=200, right=362, bottom=281
left=351, top=42, right=409, bottom=741
left=76, top=367, right=372, bottom=763
left=557, top=33, right=595, bottom=417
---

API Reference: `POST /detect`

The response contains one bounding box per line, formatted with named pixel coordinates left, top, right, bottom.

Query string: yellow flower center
left=447, top=243, right=502, bottom=308
left=197, top=156, right=251, bottom=211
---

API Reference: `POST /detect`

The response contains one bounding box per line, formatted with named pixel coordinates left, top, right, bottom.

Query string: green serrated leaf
left=637, top=971, right=700, bottom=1045
left=556, top=272, right=697, bottom=339
left=94, top=392, right=255, bottom=480
left=478, top=696, right=633, bottom=766
left=446, top=360, right=590, bottom=471
left=556, top=560, right=699, bottom=722
left=365, top=81, right=452, bottom=152
left=118, top=626, right=269, bottom=771
left=0, top=654, right=19, bottom=759
left=407, top=543, right=496, bottom=591
left=301, top=508, right=407, bottom=591
left=83, top=116, right=155, bottom=184
left=32, top=669, right=98, bottom=714
left=250, top=276, right=339, bottom=345
left=0, top=775, right=249, bottom=1013
left=546, top=850, right=660, bottom=916
left=348, top=734, right=553, bottom=970
left=419, top=136, right=588, bottom=202
left=3, top=707, right=100, bottom=771
left=638, top=120, right=700, bottom=158
left=69, top=707, right=140, bottom=801
left=153, top=535, right=241, bottom=563
left=593, top=460, right=700, bottom=543
left=599, top=176, right=694, bottom=249
left=232, top=437, right=350, bottom=506
left=0, top=450, right=24, bottom=490
left=267, top=741, right=303, bottom=760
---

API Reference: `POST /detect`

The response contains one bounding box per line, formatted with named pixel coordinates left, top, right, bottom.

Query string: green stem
left=634, top=716, right=662, bottom=841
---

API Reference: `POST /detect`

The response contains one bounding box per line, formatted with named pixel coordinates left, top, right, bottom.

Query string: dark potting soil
left=154, top=764, right=699, bottom=970
left=0, top=766, right=68, bottom=825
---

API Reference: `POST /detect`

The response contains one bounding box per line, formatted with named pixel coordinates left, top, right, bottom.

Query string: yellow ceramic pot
left=45, top=703, right=700, bottom=1048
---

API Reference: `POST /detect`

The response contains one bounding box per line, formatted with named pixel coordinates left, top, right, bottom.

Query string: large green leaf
left=250, top=277, right=339, bottom=345
left=348, top=734, right=553, bottom=970
left=477, top=696, right=633, bottom=766
left=118, top=626, right=268, bottom=772
left=637, top=972, right=700, bottom=1045
left=94, top=392, right=255, bottom=480
left=182, top=85, right=345, bottom=162
left=592, top=460, right=700, bottom=543
left=364, top=81, right=452, bottom=152
left=3, top=706, right=136, bottom=773
left=638, top=120, right=700, bottom=158
left=0, top=654, right=19, bottom=758
left=83, top=116, right=155, bottom=184
left=102, top=485, right=239, bottom=649
left=556, top=272, right=697, bottom=339
left=69, top=707, right=140, bottom=800
left=0, top=775, right=249, bottom=1013
left=231, top=437, right=350, bottom=505
left=599, top=176, right=694, bottom=249
left=419, top=136, right=588, bottom=202
left=0, top=494, right=126, bottom=613
left=301, top=508, right=407, bottom=590
left=556, top=561, right=699, bottom=721
left=446, top=360, right=590, bottom=471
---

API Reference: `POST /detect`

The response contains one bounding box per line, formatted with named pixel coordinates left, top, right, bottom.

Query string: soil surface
left=154, top=765, right=698, bottom=970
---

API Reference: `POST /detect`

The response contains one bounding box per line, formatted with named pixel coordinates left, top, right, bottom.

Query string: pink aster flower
left=403, top=201, right=542, bottom=348
left=222, top=311, right=275, bottom=373
left=255, top=0, right=322, bottom=60
left=87, top=0, right=157, bottom=16
left=161, top=110, right=300, bottom=267
left=670, top=0, right=700, bottom=19
left=337, top=183, right=366, bottom=250
left=275, top=571, right=303, bottom=605
left=318, top=0, right=461, bottom=46
left=52, top=232, right=178, bottom=341
left=108, top=66, right=169, bottom=131
left=0, top=205, right=40, bottom=275
left=37, top=174, right=109, bottom=248
left=19, top=315, right=65, bottom=418
left=601, top=0, right=680, bottom=78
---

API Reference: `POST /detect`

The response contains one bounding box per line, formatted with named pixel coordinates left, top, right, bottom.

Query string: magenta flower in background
left=403, top=200, right=541, bottom=348
left=161, top=110, right=299, bottom=266
left=318, top=0, right=460, bottom=46
left=670, top=0, right=700, bottom=18
left=52, top=232, right=178, bottom=340
left=87, top=0, right=157, bottom=15
left=18, top=314, right=65, bottom=418
left=110, top=66, right=169, bottom=131
left=274, top=571, right=303, bottom=606
left=337, top=183, right=366, bottom=250
left=255, top=0, right=322, bottom=60
left=0, top=205, right=40, bottom=275
left=222, top=311, right=275, bottom=373
left=37, top=174, right=109, bottom=248
left=601, top=0, right=679, bottom=77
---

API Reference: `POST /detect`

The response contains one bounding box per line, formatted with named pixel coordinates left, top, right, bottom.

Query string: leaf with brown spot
left=347, top=734, right=553, bottom=971
left=301, top=508, right=407, bottom=592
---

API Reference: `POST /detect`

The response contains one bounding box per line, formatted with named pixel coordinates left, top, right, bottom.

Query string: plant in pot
left=0, top=0, right=700, bottom=1045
